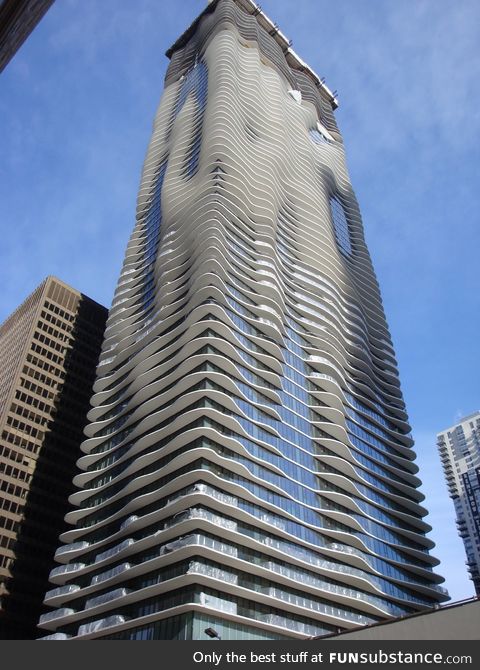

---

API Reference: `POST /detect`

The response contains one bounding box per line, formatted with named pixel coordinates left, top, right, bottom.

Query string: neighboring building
left=0, top=0, right=54, bottom=73
left=437, top=412, right=480, bottom=596
left=39, top=0, right=448, bottom=641
left=0, top=276, right=107, bottom=639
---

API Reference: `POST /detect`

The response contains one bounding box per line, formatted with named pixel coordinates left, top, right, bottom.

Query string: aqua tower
left=39, top=0, right=448, bottom=640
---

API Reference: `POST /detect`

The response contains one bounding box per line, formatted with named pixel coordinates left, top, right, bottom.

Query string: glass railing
left=90, top=563, right=132, bottom=586
left=78, top=615, right=126, bottom=636
left=85, top=588, right=130, bottom=609
left=49, top=563, right=85, bottom=580
left=44, top=584, right=80, bottom=601
left=39, top=608, right=75, bottom=625
left=55, top=541, right=89, bottom=558
left=95, top=538, right=135, bottom=563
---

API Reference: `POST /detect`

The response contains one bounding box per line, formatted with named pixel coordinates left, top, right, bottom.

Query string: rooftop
left=438, top=410, right=480, bottom=436
left=166, top=0, right=338, bottom=109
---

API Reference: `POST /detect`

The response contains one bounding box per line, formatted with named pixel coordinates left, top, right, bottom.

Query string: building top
left=0, top=275, right=105, bottom=332
left=165, top=0, right=338, bottom=109
left=437, top=411, right=480, bottom=437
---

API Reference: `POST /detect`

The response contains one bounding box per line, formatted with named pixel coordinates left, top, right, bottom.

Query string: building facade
left=0, top=0, right=54, bottom=73
left=437, top=412, right=480, bottom=596
left=39, top=0, right=448, bottom=641
left=0, top=276, right=107, bottom=638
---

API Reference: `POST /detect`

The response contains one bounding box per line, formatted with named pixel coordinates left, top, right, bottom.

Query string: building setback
left=0, top=276, right=107, bottom=639
left=0, top=0, right=54, bottom=73
left=437, top=412, right=480, bottom=596
left=40, top=0, right=448, bottom=640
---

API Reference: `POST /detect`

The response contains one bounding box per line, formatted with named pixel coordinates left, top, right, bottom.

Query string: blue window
left=174, top=61, right=208, bottom=178
left=309, top=128, right=330, bottom=145
left=329, top=196, right=353, bottom=257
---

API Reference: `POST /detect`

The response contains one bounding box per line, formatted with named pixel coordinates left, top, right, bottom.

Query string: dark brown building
left=0, top=276, right=107, bottom=639
left=0, top=0, right=54, bottom=72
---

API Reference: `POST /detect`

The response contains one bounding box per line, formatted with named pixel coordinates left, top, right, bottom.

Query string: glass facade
left=39, top=0, right=447, bottom=640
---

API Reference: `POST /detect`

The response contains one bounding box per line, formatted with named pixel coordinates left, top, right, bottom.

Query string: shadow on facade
left=0, top=296, right=106, bottom=639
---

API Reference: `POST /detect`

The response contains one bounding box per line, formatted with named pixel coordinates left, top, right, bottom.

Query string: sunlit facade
left=39, top=0, right=448, bottom=640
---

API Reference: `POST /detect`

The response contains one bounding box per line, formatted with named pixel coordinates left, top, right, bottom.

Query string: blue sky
left=1, top=0, right=478, bottom=603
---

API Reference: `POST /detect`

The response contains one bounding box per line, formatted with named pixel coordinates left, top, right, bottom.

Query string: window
left=309, top=128, right=330, bottom=145
left=174, top=61, right=208, bottom=179
left=329, top=196, right=353, bottom=257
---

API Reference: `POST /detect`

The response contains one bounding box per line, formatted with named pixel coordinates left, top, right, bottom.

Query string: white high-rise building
left=39, top=0, right=448, bottom=640
left=437, top=412, right=480, bottom=597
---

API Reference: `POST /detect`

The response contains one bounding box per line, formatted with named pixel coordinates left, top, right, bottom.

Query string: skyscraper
left=437, top=412, right=480, bottom=597
left=39, top=0, right=448, bottom=640
left=0, top=0, right=54, bottom=73
left=0, top=276, right=107, bottom=639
